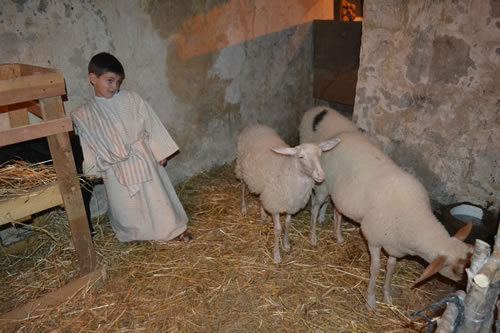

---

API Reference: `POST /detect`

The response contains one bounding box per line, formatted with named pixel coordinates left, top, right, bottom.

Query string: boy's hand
left=159, top=158, right=167, bottom=166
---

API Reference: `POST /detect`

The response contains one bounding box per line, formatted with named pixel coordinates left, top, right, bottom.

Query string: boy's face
left=89, top=72, right=123, bottom=99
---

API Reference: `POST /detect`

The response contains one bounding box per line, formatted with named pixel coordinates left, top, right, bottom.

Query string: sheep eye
left=298, top=155, right=305, bottom=159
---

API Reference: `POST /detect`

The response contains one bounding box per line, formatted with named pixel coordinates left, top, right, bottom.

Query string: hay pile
left=0, top=164, right=457, bottom=332
left=0, top=160, right=57, bottom=198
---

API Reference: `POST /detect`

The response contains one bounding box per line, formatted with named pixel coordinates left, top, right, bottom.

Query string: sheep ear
left=413, top=255, right=447, bottom=287
left=319, top=138, right=341, bottom=152
left=453, top=222, right=473, bottom=241
left=271, top=147, right=297, bottom=156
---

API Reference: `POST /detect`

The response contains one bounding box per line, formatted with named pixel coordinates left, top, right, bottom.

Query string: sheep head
left=413, top=222, right=473, bottom=286
left=271, top=138, right=340, bottom=183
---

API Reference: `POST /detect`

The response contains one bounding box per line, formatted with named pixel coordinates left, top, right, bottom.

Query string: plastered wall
left=0, top=0, right=333, bottom=183
left=354, top=0, right=500, bottom=213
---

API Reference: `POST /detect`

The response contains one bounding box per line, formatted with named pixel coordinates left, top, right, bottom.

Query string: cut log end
left=473, top=273, right=489, bottom=288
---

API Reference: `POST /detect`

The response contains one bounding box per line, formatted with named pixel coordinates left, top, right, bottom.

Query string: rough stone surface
left=0, top=0, right=332, bottom=184
left=354, top=0, right=500, bottom=214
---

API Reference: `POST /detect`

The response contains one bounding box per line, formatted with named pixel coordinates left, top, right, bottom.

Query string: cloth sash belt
left=72, top=97, right=152, bottom=197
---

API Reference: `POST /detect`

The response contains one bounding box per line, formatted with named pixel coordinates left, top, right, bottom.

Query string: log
left=466, top=239, right=490, bottom=292
left=496, top=298, right=500, bottom=333
left=0, top=267, right=105, bottom=323
left=458, top=232, right=500, bottom=333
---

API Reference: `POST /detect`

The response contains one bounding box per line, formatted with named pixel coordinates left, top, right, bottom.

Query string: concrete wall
left=0, top=0, right=332, bottom=183
left=354, top=0, right=500, bottom=212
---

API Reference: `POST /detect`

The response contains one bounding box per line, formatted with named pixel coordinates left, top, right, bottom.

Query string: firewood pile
left=414, top=223, right=500, bottom=332
left=341, top=0, right=358, bottom=22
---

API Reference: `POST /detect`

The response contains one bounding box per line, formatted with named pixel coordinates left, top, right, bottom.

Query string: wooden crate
left=0, top=63, right=97, bottom=275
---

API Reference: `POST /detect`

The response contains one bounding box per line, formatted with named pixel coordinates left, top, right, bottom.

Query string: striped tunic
left=71, top=90, right=188, bottom=242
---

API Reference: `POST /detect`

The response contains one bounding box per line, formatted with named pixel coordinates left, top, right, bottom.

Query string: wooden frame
left=0, top=64, right=98, bottom=317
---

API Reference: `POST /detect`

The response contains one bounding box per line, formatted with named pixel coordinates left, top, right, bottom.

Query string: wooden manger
left=0, top=64, right=102, bottom=322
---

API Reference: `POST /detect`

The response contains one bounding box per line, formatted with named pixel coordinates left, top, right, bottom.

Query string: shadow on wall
left=151, top=0, right=333, bottom=60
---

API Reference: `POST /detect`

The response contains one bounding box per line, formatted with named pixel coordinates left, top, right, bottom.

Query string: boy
left=71, top=52, right=192, bottom=243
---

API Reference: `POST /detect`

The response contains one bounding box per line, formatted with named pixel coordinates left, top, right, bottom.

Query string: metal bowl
left=440, top=202, right=497, bottom=246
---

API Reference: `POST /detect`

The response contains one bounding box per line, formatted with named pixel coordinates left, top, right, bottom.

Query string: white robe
left=71, top=90, right=188, bottom=242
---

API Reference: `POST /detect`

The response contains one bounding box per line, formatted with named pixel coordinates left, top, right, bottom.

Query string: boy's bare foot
left=174, top=231, right=193, bottom=243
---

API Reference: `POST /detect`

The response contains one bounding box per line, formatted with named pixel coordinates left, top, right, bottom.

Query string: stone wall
left=354, top=0, right=500, bottom=213
left=0, top=0, right=333, bottom=183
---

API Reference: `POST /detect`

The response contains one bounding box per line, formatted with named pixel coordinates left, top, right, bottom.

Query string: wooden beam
left=0, top=64, right=21, bottom=80
left=18, top=63, right=54, bottom=76
left=0, top=117, right=73, bottom=147
left=0, top=183, right=63, bottom=226
left=0, top=113, right=9, bottom=131
left=0, top=267, right=105, bottom=323
left=7, top=108, right=29, bottom=128
left=39, top=96, right=97, bottom=275
left=27, top=103, right=42, bottom=118
left=0, top=72, right=66, bottom=106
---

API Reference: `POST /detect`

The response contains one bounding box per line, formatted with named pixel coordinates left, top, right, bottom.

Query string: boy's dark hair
left=88, top=52, right=125, bottom=78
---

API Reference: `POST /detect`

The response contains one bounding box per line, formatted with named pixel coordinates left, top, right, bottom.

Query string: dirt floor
left=0, top=164, right=460, bottom=332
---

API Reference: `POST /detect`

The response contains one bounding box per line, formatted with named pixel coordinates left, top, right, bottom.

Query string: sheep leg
left=241, top=182, right=247, bottom=216
left=283, top=214, right=291, bottom=251
left=333, top=207, right=344, bottom=245
left=260, top=206, right=268, bottom=222
left=318, top=201, right=328, bottom=224
left=383, top=256, right=397, bottom=304
left=310, top=202, right=320, bottom=246
left=272, top=213, right=282, bottom=263
left=366, top=245, right=382, bottom=311
left=310, top=187, right=329, bottom=246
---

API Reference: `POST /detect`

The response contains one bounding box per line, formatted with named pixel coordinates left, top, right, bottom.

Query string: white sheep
left=299, top=107, right=473, bottom=310
left=299, top=106, right=359, bottom=244
left=235, top=124, right=341, bottom=263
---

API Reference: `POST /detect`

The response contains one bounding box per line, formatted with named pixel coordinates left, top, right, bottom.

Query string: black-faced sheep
left=299, top=107, right=473, bottom=310
left=235, top=124, right=341, bottom=263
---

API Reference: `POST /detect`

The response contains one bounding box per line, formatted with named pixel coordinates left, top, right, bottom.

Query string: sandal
left=127, top=240, right=145, bottom=246
left=175, top=231, right=194, bottom=243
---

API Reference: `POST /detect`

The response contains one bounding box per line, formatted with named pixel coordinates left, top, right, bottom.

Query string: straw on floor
left=0, top=163, right=457, bottom=332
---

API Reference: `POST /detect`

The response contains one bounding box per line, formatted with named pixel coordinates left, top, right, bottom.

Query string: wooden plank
left=0, top=183, right=63, bottom=226
left=0, top=72, right=66, bottom=106
left=19, top=64, right=54, bottom=76
left=0, top=113, right=9, bottom=131
left=7, top=101, right=38, bottom=112
left=0, top=64, right=21, bottom=80
left=40, top=96, right=97, bottom=275
left=7, top=108, right=29, bottom=128
left=0, top=267, right=105, bottom=323
left=0, top=117, right=73, bottom=147
left=5, top=101, right=42, bottom=119
left=27, top=103, right=42, bottom=118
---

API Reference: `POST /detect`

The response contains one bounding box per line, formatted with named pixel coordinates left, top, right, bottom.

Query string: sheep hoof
left=241, top=208, right=247, bottom=216
left=365, top=297, right=376, bottom=311
left=311, top=237, right=317, bottom=246
left=273, top=248, right=281, bottom=263
left=336, top=237, right=345, bottom=245
left=383, top=295, right=393, bottom=305
left=283, top=243, right=291, bottom=251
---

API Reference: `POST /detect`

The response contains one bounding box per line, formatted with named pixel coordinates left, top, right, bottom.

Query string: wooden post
left=39, top=96, right=97, bottom=275
left=457, top=225, right=500, bottom=333
left=466, top=239, right=491, bottom=292
left=436, top=223, right=500, bottom=333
